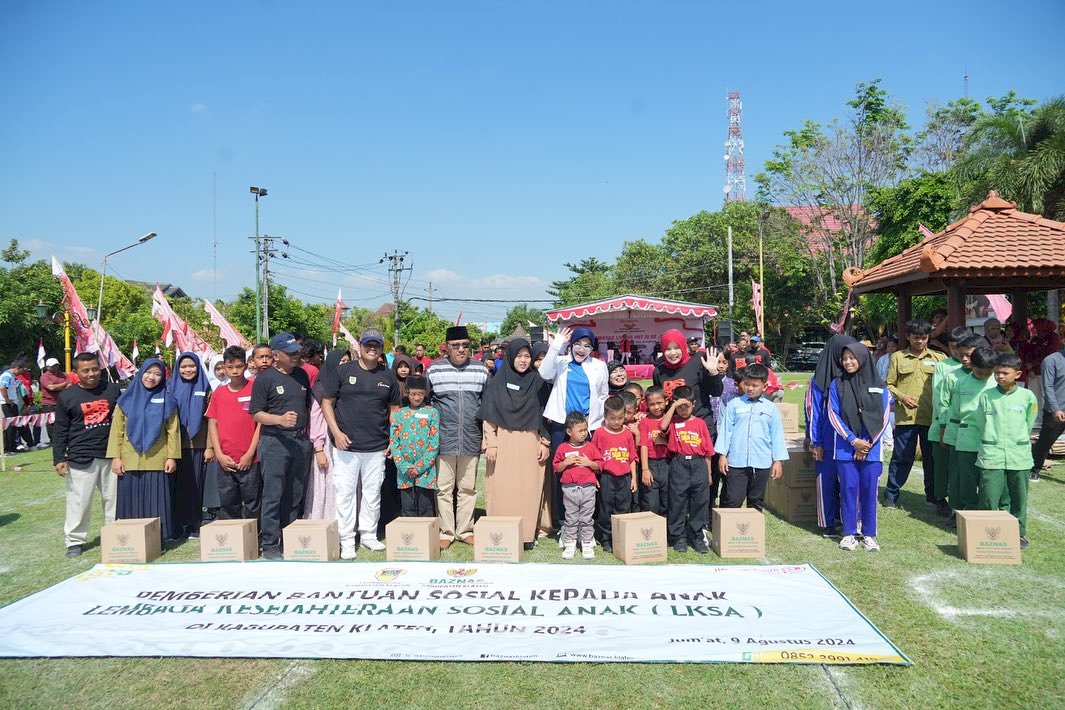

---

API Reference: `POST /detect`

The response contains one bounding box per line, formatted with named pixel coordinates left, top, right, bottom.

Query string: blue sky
left=2, top=0, right=1062, bottom=327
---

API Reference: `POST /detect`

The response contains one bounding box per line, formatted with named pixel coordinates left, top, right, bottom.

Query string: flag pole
left=758, top=213, right=766, bottom=336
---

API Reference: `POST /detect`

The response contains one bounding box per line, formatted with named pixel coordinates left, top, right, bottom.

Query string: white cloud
left=469, top=273, right=547, bottom=290
left=190, top=268, right=218, bottom=282
left=22, top=239, right=98, bottom=262
left=191, top=102, right=208, bottom=113
left=423, top=268, right=462, bottom=283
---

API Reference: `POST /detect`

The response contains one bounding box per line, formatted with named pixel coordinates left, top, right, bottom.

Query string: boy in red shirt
left=205, top=346, right=263, bottom=520
left=659, top=385, right=714, bottom=553
left=638, top=385, right=670, bottom=516
left=592, top=396, right=638, bottom=553
left=552, top=411, right=600, bottom=560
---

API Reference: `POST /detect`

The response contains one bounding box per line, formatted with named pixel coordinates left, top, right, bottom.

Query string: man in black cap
left=687, top=336, right=702, bottom=357
left=249, top=332, right=313, bottom=559
left=321, top=327, right=401, bottom=559
left=425, top=325, right=489, bottom=549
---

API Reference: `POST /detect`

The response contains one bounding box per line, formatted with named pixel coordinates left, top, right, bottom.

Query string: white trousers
left=331, top=449, right=386, bottom=547
left=65, top=458, right=117, bottom=547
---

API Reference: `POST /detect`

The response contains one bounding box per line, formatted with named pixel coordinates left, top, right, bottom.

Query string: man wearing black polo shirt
left=321, top=328, right=401, bottom=559
left=250, top=332, right=312, bottom=560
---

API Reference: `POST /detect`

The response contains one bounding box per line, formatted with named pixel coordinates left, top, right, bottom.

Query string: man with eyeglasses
left=321, top=328, right=402, bottom=559
left=425, top=325, right=489, bottom=549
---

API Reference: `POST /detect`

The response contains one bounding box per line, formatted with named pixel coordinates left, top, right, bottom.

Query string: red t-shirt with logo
left=638, top=416, right=669, bottom=460
left=667, top=416, right=714, bottom=457
left=553, top=441, right=600, bottom=486
left=591, top=427, right=636, bottom=477
left=204, top=380, right=257, bottom=461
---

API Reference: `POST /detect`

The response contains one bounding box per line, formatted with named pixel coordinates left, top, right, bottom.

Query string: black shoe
left=820, top=526, right=841, bottom=539
left=1029, top=472, right=1040, bottom=482
left=262, top=546, right=283, bottom=560
left=948, top=513, right=957, bottom=529
left=188, top=530, right=200, bottom=540
left=65, top=545, right=83, bottom=558
left=692, top=540, right=709, bottom=554
left=936, top=500, right=952, bottom=517
left=601, top=543, right=613, bottom=553
left=925, top=496, right=938, bottom=506
left=673, top=541, right=688, bottom=553
left=1020, top=536, right=1030, bottom=550
left=523, top=542, right=535, bottom=551
left=882, top=497, right=898, bottom=509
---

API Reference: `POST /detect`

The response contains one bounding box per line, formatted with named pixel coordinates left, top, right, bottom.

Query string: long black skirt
left=174, top=449, right=207, bottom=534
left=117, top=470, right=175, bottom=541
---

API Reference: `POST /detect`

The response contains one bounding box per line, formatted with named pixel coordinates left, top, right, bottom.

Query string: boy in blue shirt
left=717, top=364, right=789, bottom=511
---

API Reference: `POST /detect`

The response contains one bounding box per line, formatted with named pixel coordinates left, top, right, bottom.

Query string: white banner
left=0, top=562, right=908, bottom=665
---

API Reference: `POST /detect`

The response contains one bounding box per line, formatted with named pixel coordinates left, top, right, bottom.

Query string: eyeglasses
left=571, top=341, right=592, bottom=351
left=448, top=342, right=470, bottom=350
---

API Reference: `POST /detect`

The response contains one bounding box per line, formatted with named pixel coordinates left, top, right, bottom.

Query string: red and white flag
left=91, top=322, right=137, bottom=379
left=151, top=285, right=217, bottom=359
left=918, top=223, right=936, bottom=240
left=332, top=289, right=345, bottom=347
left=830, top=289, right=854, bottom=334
left=337, top=321, right=358, bottom=353
left=51, top=257, right=95, bottom=354
left=203, top=299, right=250, bottom=349
left=37, top=339, right=46, bottom=370
left=751, top=280, right=764, bottom=336
left=985, top=294, right=1012, bottom=322
left=131, top=339, right=140, bottom=364
left=154, top=342, right=161, bottom=357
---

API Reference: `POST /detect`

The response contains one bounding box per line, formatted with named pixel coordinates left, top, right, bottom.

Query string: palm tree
left=951, top=97, right=1065, bottom=219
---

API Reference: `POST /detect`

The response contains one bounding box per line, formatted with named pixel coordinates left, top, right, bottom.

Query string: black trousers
left=217, top=462, right=263, bottom=521
left=257, top=434, right=312, bottom=548
left=174, top=448, right=207, bottom=534
left=400, top=485, right=437, bottom=517
left=596, top=473, right=633, bottom=546
left=640, top=457, right=670, bottom=516
left=378, top=458, right=402, bottom=539
left=668, top=456, right=710, bottom=543
left=1031, top=413, right=1065, bottom=473
left=723, top=466, right=771, bottom=511
left=40, top=404, right=55, bottom=444
left=2, top=403, right=18, bottom=452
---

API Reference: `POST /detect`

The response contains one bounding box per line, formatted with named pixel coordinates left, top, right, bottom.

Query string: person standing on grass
left=204, top=347, right=262, bottom=522
left=883, top=320, right=944, bottom=509
left=927, top=328, right=971, bottom=518
left=53, top=352, right=121, bottom=558
left=169, top=353, right=215, bottom=539
left=659, top=386, right=715, bottom=554
left=321, top=328, right=401, bottom=559
left=947, top=348, right=998, bottom=514
left=806, top=334, right=856, bottom=536
left=827, top=343, right=891, bottom=553
left=426, top=325, right=489, bottom=549
left=2, top=361, right=30, bottom=454
left=975, top=353, right=1037, bottom=550
left=1029, top=338, right=1065, bottom=483
left=39, top=357, right=71, bottom=444
left=107, top=358, right=181, bottom=542
left=391, top=375, right=440, bottom=519
left=250, top=333, right=313, bottom=560
left=304, top=348, right=350, bottom=520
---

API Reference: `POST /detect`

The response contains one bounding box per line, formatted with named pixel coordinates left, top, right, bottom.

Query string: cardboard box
left=473, top=516, right=523, bottom=563
left=776, top=402, right=800, bottom=433
left=956, top=510, right=1021, bottom=565
left=778, top=448, right=817, bottom=488
left=711, top=508, right=766, bottom=558
left=611, top=512, right=667, bottom=564
left=283, top=519, right=339, bottom=561
left=386, top=517, right=440, bottom=561
left=200, top=519, right=259, bottom=562
left=765, top=480, right=818, bottom=523
left=100, top=518, right=161, bottom=564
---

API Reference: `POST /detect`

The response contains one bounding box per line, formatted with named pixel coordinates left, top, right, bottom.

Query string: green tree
left=228, top=286, right=332, bottom=345
left=499, top=304, right=546, bottom=339
left=914, top=98, right=984, bottom=172
left=0, top=248, right=65, bottom=364
left=547, top=257, right=614, bottom=307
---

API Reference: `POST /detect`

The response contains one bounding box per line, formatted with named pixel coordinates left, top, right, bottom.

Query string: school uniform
left=665, top=415, right=714, bottom=545
left=592, top=427, right=636, bottom=548
left=827, top=378, right=891, bottom=539
left=204, top=380, right=261, bottom=521
left=553, top=441, right=600, bottom=548
left=929, top=357, right=964, bottom=504
left=975, top=386, right=1037, bottom=536
left=716, top=395, right=788, bottom=512
left=948, top=372, right=997, bottom=511
left=884, top=348, right=944, bottom=504
left=170, top=353, right=214, bottom=537
left=806, top=335, right=858, bottom=529
left=638, top=415, right=669, bottom=516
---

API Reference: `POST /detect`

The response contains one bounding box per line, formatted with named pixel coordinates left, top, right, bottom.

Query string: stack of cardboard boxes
left=764, top=434, right=819, bottom=524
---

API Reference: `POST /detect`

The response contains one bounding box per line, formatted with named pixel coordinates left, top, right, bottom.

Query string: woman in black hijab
left=478, top=338, right=551, bottom=549
left=807, top=333, right=857, bottom=536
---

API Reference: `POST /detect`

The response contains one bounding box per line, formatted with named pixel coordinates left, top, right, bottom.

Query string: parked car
left=785, top=341, right=826, bottom=371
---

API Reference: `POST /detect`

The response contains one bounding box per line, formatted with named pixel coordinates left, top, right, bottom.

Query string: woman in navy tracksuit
left=805, top=334, right=856, bottom=537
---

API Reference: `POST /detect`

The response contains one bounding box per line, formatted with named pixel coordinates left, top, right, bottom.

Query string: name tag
left=194, top=391, right=206, bottom=397
left=564, top=451, right=578, bottom=458
left=506, top=383, right=521, bottom=391
left=237, top=396, right=252, bottom=403
left=1008, top=406, right=1025, bottom=412
left=922, top=360, right=935, bottom=366
left=415, top=412, right=429, bottom=419
left=151, top=397, right=165, bottom=404
left=675, top=423, right=686, bottom=429
left=868, top=387, right=883, bottom=394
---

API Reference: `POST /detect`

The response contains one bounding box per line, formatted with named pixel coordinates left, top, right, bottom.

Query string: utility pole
left=249, top=186, right=268, bottom=341
left=261, top=235, right=283, bottom=339
left=426, top=281, right=436, bottom=313
left=381, top=251, right=411, bottom=347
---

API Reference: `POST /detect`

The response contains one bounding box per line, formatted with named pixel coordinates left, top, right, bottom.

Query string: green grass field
left=1, top=376, right=1063, bottom=709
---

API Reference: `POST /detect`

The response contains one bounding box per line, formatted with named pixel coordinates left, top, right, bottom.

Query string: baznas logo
left=985, top=526, right=1001, bottom=540
left=801, top=491, right=813, bottom=503
left=402, top=533, right=414, bottom=545
left=298, top=535, right=313, bottom=549
left=737, top=522, right=750, bottom=535
left=448, top=568, right=477, bottom=577
left=376, top=568, right=406, bottom=582
left=116, top=533, right=129, bottom=546
left=640, top=527, right=653, bottom=541
left=215, top=533, right=228, bottom=547
left=490, top=532, right=504, bottom=545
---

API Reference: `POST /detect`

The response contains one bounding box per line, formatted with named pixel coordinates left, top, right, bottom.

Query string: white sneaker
left=562, top=543, right=576, bottom=560
left=582, top=543, right=595, bottom=560
left=340, top=545, right=358, bottom=560
left=361, top=537, right=385, bottom=552
left=839, top=535, right=858, bottom=551
left=861, top=536, right=881, bottom=552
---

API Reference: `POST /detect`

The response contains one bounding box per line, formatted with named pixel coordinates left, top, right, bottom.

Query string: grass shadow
left=0, top=513, right=19, bottom=528
left=937, top=543, right=964, bottom=560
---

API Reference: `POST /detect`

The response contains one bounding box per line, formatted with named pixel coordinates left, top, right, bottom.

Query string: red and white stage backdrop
left=547, top=295, right=717, bottom=363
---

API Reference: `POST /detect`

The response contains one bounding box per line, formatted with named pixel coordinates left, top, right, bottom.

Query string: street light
left=37, top=301, right=95, bottom=372
left=248, top=183, right=266, bottom=338
left=96, top=232, right=157, bottom=333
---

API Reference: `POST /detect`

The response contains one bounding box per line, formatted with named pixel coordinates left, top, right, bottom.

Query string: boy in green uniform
left=975, top=353, right=1037, bottom=549
left=948, top=348, right=998, bottom=513
left=928, top=328, right=971, bottom=517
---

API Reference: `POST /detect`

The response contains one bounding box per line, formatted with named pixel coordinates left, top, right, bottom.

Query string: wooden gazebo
left=844, top=191, right=1065, bottom=336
